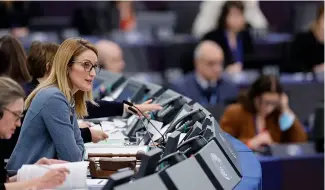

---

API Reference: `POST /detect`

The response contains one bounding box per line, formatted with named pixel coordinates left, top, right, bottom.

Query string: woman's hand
left=35, top=157, right=68, bottom=165
left=35, top=168, right=70, bottom=189
left=126, top=99, right=162, bottom=118
left=248, top=131, right=273, bottom=150
left=90, top=128, right=109, bottom=143
left=280, top=93, right=292, bottom=112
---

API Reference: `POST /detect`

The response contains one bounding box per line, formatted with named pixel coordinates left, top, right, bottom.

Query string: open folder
left=17, top=161, right=89, bottom=190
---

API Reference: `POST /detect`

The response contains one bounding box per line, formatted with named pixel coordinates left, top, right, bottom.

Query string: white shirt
left=192, top=0, right=268, bottom=38
left=195, top=73, right=217, bottom=90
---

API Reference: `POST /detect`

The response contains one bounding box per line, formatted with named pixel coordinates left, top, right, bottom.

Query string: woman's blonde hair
left=25, top=38, right=98, bottom=118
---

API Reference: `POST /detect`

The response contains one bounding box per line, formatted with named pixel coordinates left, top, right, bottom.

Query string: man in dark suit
left=170, top=40, right=238, bottom=106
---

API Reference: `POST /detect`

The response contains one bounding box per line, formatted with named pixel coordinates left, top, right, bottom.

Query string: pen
left=97, top=180, right=104, bottom=184
left=99, top=123, right=108, bottom=142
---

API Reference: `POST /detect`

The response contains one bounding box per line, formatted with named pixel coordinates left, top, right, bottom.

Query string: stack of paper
left=85, top=145, right=148, bottom=155
left=17, top=162, right=88, bottom=190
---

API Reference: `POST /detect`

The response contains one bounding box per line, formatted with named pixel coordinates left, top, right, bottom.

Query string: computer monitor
left=115, top=173, right=168, bottom=190
left=163, top=131, right=181, bottom=157
left=102, top=169, right=134, bottom=190
left=96, top=70, right=125, bottom=92
left=181, top=121, right=203, bottom=143
left=115, top=80, right=147, bottom=103
left=141, top=82, right=165, bottom=102
left=160, top=157, right=216, bottom=190
left=135, top=148, right=163, bottom=178
left=194, top=140, right=241, bottom=190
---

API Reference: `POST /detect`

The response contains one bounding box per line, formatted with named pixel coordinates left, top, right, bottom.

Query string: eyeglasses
left=260, top=99, right=279, bottom=107
left=3, top=107, right=24, bottom=121
left=71, top=61, right=101, bottom=74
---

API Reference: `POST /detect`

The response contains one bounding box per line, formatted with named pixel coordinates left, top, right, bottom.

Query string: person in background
left=290, top=6, right=324, bottom=73
left=117, top=1, right=136, bottom=31
left=201, top=1, right=254, bottom=74
left=170, top=40, right=238, bottom=106
left=0, top=35, right=31, bottom=84
left=7, top=38, right=161, bottom=170
left=0, top=1, right=42, bottom=38
left=0, top=77, right=69, bottom=190
left=193, top=0, right=268, bottom=38
left=220, top=75, right=307, bottom=151
left=95, top=40, right=125, bottom=73
left=0, top=35, right=31, bottom=160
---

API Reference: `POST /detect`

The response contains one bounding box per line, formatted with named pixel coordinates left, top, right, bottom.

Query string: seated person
left=170, top=40, right=238, bottom=106
left=220, top=75, right=307, bottom=151
left=24, top=41, right=107, bottom=145
left=0, top=35, right=31, bottom=84
left=192, top=0, right=268, bottom=38
left=7, top=38, right=161, bottom=171
left=290, top=6, right=324, bottom=73
left=95, top=40, right=125, bottom=73
left=0, top=76, right=69, bottom=190
left=201, top=1, right=254, bottom=74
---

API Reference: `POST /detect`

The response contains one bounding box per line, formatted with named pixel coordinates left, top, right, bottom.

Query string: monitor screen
left=169, top=104, right=192, bottom=126
left=115, top=82, right=143, bottom=102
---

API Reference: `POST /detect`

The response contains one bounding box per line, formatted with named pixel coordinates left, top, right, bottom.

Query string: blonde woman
left=7, top=38, right=161, bottom=170
left=0, top=77, right=69, bottom=190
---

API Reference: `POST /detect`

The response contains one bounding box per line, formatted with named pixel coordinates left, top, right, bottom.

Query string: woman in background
left=0, top=35, right=31, bottom=160
left=220, top=75, right=307, bottom=150
left=0, top=35, right=31, bottom=84
left=202, top=1, right=254, bottom=74
left=0, top=77, right=69, bottom=190
left=290, top=6, right=324, bottom=73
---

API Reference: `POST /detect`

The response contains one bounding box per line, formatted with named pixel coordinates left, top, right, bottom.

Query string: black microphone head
left=123, top=100, right=134, bottom=106
left=136, top=150, right=146, bottom=160
left=128, top=107, right=138, bottom=115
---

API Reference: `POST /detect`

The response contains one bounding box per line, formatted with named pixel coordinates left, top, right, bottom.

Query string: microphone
left=123, top=100, right=166, bottom=144
left=128, top=107, right=156, bottom=147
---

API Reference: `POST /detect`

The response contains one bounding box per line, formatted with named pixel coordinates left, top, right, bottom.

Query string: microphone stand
left=123, top=100, right=166, bottom=145
left=128, top=107, right=157, bottom=147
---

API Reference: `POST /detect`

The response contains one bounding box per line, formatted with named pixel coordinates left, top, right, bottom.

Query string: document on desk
left=17, top=161, right=88, bottom=190
left=85, top=145, right=148, bottom=154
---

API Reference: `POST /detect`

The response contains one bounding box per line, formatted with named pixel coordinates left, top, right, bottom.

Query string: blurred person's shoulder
left=224, top=103, right=247, bottom=116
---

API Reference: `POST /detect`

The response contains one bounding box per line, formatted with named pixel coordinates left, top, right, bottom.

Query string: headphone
left=0, top=109, right=3, bottom=120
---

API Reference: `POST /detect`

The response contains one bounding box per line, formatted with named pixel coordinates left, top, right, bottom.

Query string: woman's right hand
left=248, top=131, right=273, bottom=150
left=36, top=168, right=70, bottom=189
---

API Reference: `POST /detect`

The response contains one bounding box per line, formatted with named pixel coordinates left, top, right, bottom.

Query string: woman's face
left=0, top=98, right=24, bottom=139
left=68, top=49, right=98, bottom=93
left=226, top=7, right=246, bottom=32
left=255, top=92, right=281, bottom=116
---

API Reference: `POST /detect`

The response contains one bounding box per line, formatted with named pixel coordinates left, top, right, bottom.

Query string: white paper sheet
left=17, top=162, right=88, bottom=190
left=85, top=145, right=148, bottom=154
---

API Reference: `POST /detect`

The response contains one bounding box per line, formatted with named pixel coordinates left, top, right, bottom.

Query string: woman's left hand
left=35, top=157, right=68, bottom=165
left=127, top=99, right=162, bottom=118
